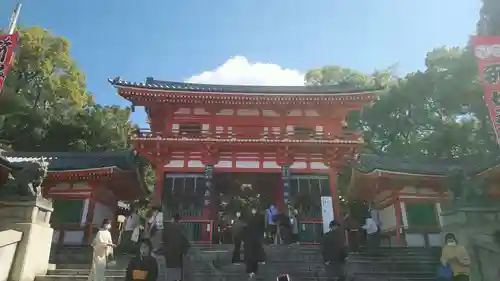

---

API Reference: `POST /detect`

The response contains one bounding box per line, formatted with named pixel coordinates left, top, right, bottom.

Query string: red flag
left=472, top=36, right=500, bottom=145
left=0, top=32, right=18, bottom=92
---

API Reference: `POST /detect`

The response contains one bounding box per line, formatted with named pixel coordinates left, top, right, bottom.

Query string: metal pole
left=7, top=2, right=22, bottom=35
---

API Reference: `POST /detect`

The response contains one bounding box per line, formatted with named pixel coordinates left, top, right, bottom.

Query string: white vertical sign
left=321, top=196, right=334, bottom=233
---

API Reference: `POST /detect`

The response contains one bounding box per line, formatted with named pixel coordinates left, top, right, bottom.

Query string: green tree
left=0, top=26, right=155, bottom=192
left=478, top=0, right=500, bottom=36
left=305, top=65, right=397, bottom=89
left=306, top=47, right=496, bottom=159
left=0, top=27, right=91, bottom=149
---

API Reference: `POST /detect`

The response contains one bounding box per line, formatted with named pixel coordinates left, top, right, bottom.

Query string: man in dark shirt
left=125, top=239, right=158, bottom=281
left=162, top=213, right=190, bottom=281
left=231, top=211, right=246, bottom=263
left=321, top=220, right=347, bottom=281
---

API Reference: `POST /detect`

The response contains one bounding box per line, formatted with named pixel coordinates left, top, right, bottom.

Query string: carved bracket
left=202, top=144, right=220, bottom=166
left=276, top=146, right=294, bottom=166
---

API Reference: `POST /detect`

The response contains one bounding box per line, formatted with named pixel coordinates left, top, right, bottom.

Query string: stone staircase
left=347, top=247, right=440, bottom=281
left=37, top=245, right=440, bottom=281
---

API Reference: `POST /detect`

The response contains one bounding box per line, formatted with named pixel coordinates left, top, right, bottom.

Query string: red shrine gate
left=110, top=77, right=377, bottom=243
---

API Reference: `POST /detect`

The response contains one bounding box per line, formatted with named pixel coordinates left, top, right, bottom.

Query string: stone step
left=37, top=276, right=437, bottom=281
left=347, top=260, right=438, bottom=271
left=351, top=271, right=436, bottom=278
left=348, top=256, right=437, bottom=262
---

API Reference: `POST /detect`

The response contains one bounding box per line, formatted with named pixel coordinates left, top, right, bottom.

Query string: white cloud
left=186, top=56, right=305, bottom=86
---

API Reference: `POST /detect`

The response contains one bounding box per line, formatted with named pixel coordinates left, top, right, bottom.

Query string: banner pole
left=7, top=2, right=22, bottom=35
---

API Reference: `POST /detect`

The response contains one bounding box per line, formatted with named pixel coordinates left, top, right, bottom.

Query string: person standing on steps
left=245, top=207, right=265, bottom=279
left=121, top=206, right=140, bottom=255
left=125, top=239, right=158, bottom=281
left=265, top=204, right=278, bottom=244
left=440, top=233, right=470, bottom=281
left=88, top=219, right=115, bottom=281
left=344, top=213, right=360, bottom=253
left=147, top=206, right=163, bottom=256
left=362, top=214, right=379, bottom=250
left=162, top=213, right=190, bottom=281
left=231, top=211, right=246, bottom=264
left=321, top=220, right=347, bottom=281
left=290, top=209, right=299, bottom=244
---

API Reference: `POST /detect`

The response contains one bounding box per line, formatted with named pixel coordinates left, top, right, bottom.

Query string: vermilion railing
left=134, top=128, right=361, bottom=142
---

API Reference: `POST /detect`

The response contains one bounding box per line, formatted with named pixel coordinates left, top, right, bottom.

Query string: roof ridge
left=109, top=77, right=384, bottom=94
left=2, top=151, right=134, bottom=158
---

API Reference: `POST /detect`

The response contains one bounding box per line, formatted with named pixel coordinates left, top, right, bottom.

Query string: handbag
left=131, top=227, right=140, bottom=243
left=107, top=253, right=116, bottom=267
left=107, top=247, right=116, bottom=267
left=437, top=264, right=453, bottom=280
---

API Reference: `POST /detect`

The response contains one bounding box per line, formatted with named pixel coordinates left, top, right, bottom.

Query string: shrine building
left=110, top=76, right=379, bottom=243
left=1, top=151, right=147, bottom=246
left=350, top=154, right=500, bottom=248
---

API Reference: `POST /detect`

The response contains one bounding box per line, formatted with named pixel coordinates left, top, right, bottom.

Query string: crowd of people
left=85, top=202, right=471, bottom=281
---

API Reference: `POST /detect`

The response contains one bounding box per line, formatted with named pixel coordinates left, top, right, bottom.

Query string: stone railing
left=471, top=236, right=500, bottom=281
left=0, top=229, right=22, bottom=281
left=0, top=198, right=54, bottom=281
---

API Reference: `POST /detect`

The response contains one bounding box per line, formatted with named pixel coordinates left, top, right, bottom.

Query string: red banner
left=0, top=33, right=18, bottom=92
left=472, top=36, right=500, bottom=145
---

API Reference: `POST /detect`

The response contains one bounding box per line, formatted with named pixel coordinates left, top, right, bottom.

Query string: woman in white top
left=122, top=209, right=140, bottom=254
left=147, top=207, right=163, bottom=254
left=88, top=219, right=115, bottom=281
left=362, top=215, right=379, bottom=249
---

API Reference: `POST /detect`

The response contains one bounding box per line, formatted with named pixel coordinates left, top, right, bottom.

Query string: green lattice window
left=406, top=203, right=438, bottom=229
left=51, top=199, right=84, bottom=227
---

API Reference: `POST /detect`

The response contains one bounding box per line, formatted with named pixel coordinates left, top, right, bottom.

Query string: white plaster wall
left=290, top=162, right=307, bottom=169
left=163, top=156, right=332, bottom=171
left=377, top=205, right=397, bottom=231
left=263, top=161, right=280, bottom=169
left=400, top=202, right=408, bottom=227
left=188, top=160, right=204, bottom=168
left=310, top=162, right=328, bottom=169
left=436, top=202, right=443, bottom=227
left=236, top=161, right=259, bottom=168
left=428, top=233, right=442, bottom=246
left=165, top=160, right=184, bottom=168
left=62, top=230, right=84, bottom=245
left=92, top=202, right=114, bottom=226
left=406, top=233, right=426, bottom=247
left=374, top=190, right=392, bottom=204
left=215, top=161, right=232, bottom=168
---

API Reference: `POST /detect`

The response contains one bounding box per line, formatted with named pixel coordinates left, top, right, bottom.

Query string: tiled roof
left=356, top=154, right=500, bottom=176
left=108, top=76, right=382, bottom=95
left=0, top=155, right=15, bottom=169
left=1, top=151, right=138, bottom=172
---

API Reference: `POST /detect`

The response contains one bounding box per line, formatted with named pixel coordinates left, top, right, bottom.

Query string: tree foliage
left=0, top=27, right=154, bottom=192
left=306, top=47, right=496, bottom=159
left=478, top=0, right=500, bottom=36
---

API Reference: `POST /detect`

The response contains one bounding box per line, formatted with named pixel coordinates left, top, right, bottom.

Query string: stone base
left=0, top=197, right=53, bottom=281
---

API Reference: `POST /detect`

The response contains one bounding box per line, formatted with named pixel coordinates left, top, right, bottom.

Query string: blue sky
left=0, top=0, right=481, bottom=126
